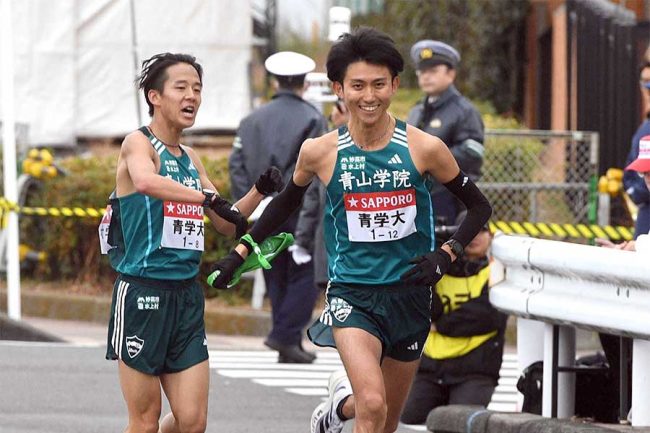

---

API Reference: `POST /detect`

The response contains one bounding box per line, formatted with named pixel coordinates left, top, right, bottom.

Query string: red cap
left=626, top=135, right=650, bottom=172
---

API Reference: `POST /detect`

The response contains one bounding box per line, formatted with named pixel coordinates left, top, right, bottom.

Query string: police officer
left=229, top=51, right=328, bottom=363
left=408, top=40, right=485, bottom=224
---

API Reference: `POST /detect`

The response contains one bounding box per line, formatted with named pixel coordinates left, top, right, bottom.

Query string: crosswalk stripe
left=210, top=350, right=341, bottom=358
left=285, top=388, right=328, bottom=396
left=209, top=350, right=521, bottom=414
left=219, top=370, right=332, bottom=379
left=253, top=378, right=328, bottom=387
left=210, top=362, right=344, bottom=371
left=488, top=402, right=516, bottom=412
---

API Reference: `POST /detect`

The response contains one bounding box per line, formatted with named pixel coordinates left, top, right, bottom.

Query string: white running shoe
left=310, top=369, right=352, bottom=433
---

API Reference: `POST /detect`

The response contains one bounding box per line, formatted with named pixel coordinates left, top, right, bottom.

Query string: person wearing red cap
left=623, top=136, right=650, bottom=248
left=599, top=137, right=650, bottom=251
left=623, top=62, right=650, bottom=239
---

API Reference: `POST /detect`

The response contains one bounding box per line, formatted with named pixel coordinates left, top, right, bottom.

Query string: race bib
left=344, top=189, right=417, bottom=242
left=98, top=204, right=113, bottom=254
left=161, top=201, right=205, bottom=251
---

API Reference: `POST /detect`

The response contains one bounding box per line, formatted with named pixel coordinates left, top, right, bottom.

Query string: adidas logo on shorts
left=407, top=342, right=419, bottom=351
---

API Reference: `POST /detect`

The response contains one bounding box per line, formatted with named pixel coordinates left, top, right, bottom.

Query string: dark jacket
left=407, top=85, right=484, bottom=181
left=420, top=258, right=508, bottom=385
left=407, top=85, right=485, bottom=223
left=229, top=90, right=327, bottom=201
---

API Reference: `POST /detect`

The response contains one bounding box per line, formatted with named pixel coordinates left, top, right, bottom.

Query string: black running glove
left=255, top=167, right=284, bottom=195
left=208, top=249, right=245, bottom=291
left=209, top=197, right=248, bottom=238
left=400, top=249, right=452, bottom=287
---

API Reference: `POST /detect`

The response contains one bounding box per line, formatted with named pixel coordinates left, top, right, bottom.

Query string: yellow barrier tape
left=535, top=223, right=555, bottom=237
left=550, top=223, right=568, bottom=237
left=0, top=197, right=638, bottom=241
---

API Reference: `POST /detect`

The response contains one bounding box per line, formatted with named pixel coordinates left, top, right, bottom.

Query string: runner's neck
left=348, top=114, right=394, bottom=151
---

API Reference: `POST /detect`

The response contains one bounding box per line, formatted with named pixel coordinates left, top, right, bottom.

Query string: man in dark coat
left=229, top=51, right=328, bottom=363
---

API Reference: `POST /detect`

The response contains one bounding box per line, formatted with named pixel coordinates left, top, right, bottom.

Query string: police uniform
left=229, top=52, right=328, bottom=357
left=308, top=119, right=434, bottom=362
left=407, top=40, right=485, bottom=224
left=105, top=127, right=208, bottom=375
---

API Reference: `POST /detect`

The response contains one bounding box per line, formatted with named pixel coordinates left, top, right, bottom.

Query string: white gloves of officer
left=289, top=244, right=312, bottom=265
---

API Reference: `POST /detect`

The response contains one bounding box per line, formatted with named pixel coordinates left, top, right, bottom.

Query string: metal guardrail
left=489, top=233, right=650, bottom=426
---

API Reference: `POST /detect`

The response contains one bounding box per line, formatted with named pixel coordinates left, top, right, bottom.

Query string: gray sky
left=254, top=0, right=329, bottom=38
left=278, top=0, right=328, bottom=36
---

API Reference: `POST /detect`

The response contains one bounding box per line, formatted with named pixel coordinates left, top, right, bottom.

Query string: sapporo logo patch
left=126, top=335, right=144, bottom=358
left=330, top=297, right=353, bottom=322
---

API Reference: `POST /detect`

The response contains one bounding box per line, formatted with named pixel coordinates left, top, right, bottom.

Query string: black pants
left=263, top=249, right=318, bottom=346
left=400, top=374, right=495, bottom=425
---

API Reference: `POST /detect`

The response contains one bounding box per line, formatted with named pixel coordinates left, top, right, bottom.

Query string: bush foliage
left=21, top=154, right=251, bottom=301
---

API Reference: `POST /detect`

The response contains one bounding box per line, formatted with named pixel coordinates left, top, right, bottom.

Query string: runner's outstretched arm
left=208, top=139, right=318, bottom=289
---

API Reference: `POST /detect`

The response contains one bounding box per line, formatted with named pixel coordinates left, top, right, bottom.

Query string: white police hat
left=410, top=40, right=460, bottom=70
left=264, top=51, right=316, bottom=77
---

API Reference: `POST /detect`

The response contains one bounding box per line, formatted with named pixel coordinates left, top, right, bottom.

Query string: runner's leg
left=118, top=360, right=162, bottom=433
left=159, top=360, right=209, bottom=433
left=381, top=356, right=421, bottom=432
left=333, top=326, right=385, bottom=433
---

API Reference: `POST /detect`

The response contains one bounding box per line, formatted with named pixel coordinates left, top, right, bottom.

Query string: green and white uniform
left=105, top=127, right=208, bottom=375
left=309, top=119, right=436, bottom=361
left=108, top=127, right=205, bottom=280
left=324, top=119, right=435, bottom=284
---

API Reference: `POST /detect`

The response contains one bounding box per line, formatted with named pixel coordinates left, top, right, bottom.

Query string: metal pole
left=543, top=324, right=576, bottom=418
left=632, top=339, right=650, bottom=426
left=129, top=0, right=142, bottom=126
left=621, top=337, right=631, bottom=422
left=516, top=318, right=545, bottom=411
left=251, top=268, right=266, bottom=310
left=1, top=0, right=22, bottom=319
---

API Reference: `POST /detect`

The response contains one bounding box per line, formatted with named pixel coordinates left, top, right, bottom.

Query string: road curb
left=0, top=289, right=271, bottom=337
left=0, top=312, right=65, bottom=342
left=426, top=405, right=641, bottom=433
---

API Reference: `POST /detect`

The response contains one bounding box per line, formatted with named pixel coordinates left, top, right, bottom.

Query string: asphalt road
left=0, top=342, right=424, bottom=433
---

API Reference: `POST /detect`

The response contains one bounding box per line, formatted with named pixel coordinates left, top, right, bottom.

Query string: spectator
left=229, top=51, right=328, bottom=363
left=623, top=62, right=650, bottom=238
left=407, top=40, right=485, bottom=224
left=401, top=213, right=506, bottom=425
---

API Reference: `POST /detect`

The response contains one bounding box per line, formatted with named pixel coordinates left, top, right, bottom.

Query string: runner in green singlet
left=209, top=28, right=492, bottom=433
left=103, top=52, right=283, bottom=433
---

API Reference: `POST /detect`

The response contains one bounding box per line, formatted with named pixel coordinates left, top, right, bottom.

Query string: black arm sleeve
left=247, top=177, right=311, bottom=247
left=443, top=171, right=492, bottom=247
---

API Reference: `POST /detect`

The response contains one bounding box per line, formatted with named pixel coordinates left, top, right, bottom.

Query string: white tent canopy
left=0, top=0, right=252, bottom=146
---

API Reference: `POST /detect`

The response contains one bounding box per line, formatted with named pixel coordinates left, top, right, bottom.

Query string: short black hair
left=137, top=53, right=203, bottom=117
left=276, top=74, right=306, bottom=90
left=326, top=27, right=404, bottom=84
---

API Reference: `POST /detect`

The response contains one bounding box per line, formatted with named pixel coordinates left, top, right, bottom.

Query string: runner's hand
left=400, top=249, right=452, bottom=287
left=209, top=197, right=248, bottom=238
left=255, top=167, right=284, bottom=195
left=208, top=249, right=245, bottom=290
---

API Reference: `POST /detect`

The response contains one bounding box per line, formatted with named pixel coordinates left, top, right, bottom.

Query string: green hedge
left=22, top=154, right=251, bottom=303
